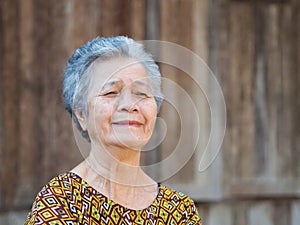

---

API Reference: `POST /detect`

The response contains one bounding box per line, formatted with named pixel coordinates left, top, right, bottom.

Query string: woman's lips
left=112, top=120, right=143, bottom=127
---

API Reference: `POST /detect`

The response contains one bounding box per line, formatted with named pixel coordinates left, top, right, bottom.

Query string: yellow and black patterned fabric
left=24, top=172, right=201, bottom=225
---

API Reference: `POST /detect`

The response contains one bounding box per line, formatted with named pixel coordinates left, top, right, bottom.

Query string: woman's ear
left=74, top=110, right=87, bottom=131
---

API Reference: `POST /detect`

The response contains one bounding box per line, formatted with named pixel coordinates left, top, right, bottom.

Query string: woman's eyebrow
left=133, top=80, right=151, bottom=89
left=101, top=80, right=121, bottom=90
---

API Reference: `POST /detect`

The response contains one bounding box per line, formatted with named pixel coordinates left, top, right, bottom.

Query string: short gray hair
left=62, top=36, right=163, bottom=141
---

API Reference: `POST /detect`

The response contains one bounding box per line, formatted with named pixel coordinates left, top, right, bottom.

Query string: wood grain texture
left=225, top=0, right=300, bottom=200
left=0, top=0, right=21, bottom=210
left=0, top=1, right=299, bottom=223
left=0, top=0, right=4, bottom=210
left=159, top=0, right=195, bottom=184
left=229, top=3, right=256, bottom=180
left=14, top=0, right=41, bottom=209
left=0, top=0, right=146, bottom=210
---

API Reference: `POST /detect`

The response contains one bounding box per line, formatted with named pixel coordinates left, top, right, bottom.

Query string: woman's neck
left=91, top=141, right=141, bottom=166
left=71, top=143, right=158, bottom=210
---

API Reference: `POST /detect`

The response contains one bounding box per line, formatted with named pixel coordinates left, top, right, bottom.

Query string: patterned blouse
left=24, top=172, right=202, bottom=225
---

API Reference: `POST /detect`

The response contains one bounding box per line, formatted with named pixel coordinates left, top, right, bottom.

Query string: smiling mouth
left=112, top=121, right=143, bottom=127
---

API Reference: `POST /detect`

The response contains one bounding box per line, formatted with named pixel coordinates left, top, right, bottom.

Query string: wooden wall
left=0, top=0, right=300, bottom=224
left=0, top=0, right=147, bottom=211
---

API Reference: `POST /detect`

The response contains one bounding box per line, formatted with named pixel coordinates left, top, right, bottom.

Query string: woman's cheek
left=91, top=100, right=114, bottom=132
left=141, top=101, right=157, bottom=133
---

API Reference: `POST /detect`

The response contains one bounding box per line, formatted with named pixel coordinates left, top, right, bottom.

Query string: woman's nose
left=116, top=91, right=139, bottom=112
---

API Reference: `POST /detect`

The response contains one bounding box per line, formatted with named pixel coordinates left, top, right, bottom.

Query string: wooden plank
left=253, top=5, right=269, bottom=178
left=101, top=0, right=131, bottom=37
left=13, top=0, right=42, bottom=209
left=192, top=0, right=220, bottom=191
left=159, top=0, right=184, bottom=183
left=229, top=179, right=300, bottom=197
left=232, top=202, right=248, bottom=225
left=72, top=0, right=90, bottom=47
left=195, top=203, right=209, bottom=225
left=145, top=0, right=159, bottom=40
left=130, top=0, right=145, bottom=40
left=273, top=201, right=290, bottom=225
left=29, top=0, right=52, bottom=186
left=116, top=0, right=131, bottom=35
left=159, top=0, right=196, bottom=184
left=277, top=4, right=293, bottom=179
left=264, top=4, right=281, bottom=180
left=0, top=0, right=21, bottom=210
left=197, top=201, right=297, bottom=225
left=85, top=0, right=102, bottom=39
left=224, top=0, right=299, bottom=198
left=231, top=0, right=290, bottom=3
left=223, top=0, right=241, bottom=194
left=207, top=0, right=231, bottom=198
left=100, top=0, right=117, bottom=36
left=206, top=204, right=232, bottom=225
left=291, top=201, right=300, bottom=225
left=228, top=3, right=255, bottom=180
left=248, top=203, right=273, bottom=225
left=0, top=0, right=4, bottom=210
left=192, top=0, right=210, bottom=150
left=294, top=0, right=300, bottom=178
left=280, top=4, right=299, bottom=179
left=43, top=0, right=82, bottom=178
left=0, top=210, right=28, bottom=225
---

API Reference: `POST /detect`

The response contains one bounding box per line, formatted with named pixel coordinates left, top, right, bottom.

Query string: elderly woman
left=24, top=36, right=201, bottom=225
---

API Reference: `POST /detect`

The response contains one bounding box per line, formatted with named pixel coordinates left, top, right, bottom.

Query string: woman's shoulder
left=158, top=184, right=195, bottom=205
left=30, top=172, right=84, bottom=207
left=39, top=172, right=83, bottom=192
left=24, top=172, right=82, bottom=224
left=156, top=184, right=202, bottom=224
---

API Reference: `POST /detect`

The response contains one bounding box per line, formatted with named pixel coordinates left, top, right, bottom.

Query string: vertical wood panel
left=291, top=201, right=300, bottom=225
left=248, top=203, right=273, bottom=225
left=207, top=0, right=231, bottom=197
left=265, top=5, right=281, bottom=179
left=294, top=2, right=300, bottom=178
left=229, top=3, right=256, bottom=180
left=0, top=0, right=4, bottom=210
left=226, top=0, right=300, bottom=198
left=101, top=0, right=130, bottom=37
left=277, top=5, right=293, bottom=179
left=192, top=0, right=215, bottom=187
left=280, top=5, right=298, bottom=179
left=0, top=0, right=20, bottom=210
left=43, top=0, right=81, bottom=179
left=130, top=0, right=145, bottom=40
left=160, top=0, right=195, bottom=184
left=232, top=203, right=248, bottom=225
left=207, top=204, right=232, bottom=225
left=145, top=0, right=159, bottom=39
left=0, top=0, right=300, bottom=222
left=1, top=0, right=148, bottom=210
left=274, top=202, right=290, bottom=225
left=14, top=0, right=40, bottom=208
left=31, top=0, right=53, bottom=186
left=253, top=5, right=268, bottom=177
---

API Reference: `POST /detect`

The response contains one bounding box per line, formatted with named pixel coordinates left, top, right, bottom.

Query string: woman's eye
left=136, top=92, right=149, bottom=97
left=102, top=91, right=119, bottom=96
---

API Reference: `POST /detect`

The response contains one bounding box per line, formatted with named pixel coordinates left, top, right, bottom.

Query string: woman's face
left=82, top=58, right=157, bottom=149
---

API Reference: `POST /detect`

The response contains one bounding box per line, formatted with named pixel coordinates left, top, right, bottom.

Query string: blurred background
left=0, top=0, right=299, bottom=224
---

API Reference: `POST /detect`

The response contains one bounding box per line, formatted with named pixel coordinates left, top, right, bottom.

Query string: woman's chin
left=108, top=129, right=150, bottom=149
left=104, top=133, right=149, bottom=150
left=112, top=137, right=148, bottom=150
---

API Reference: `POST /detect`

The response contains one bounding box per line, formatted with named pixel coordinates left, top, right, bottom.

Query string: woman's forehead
left=90, top=57, right=149, bottom=85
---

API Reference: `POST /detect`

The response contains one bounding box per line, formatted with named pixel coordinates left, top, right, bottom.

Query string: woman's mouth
left=112, top=120, right=143, bottom=127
